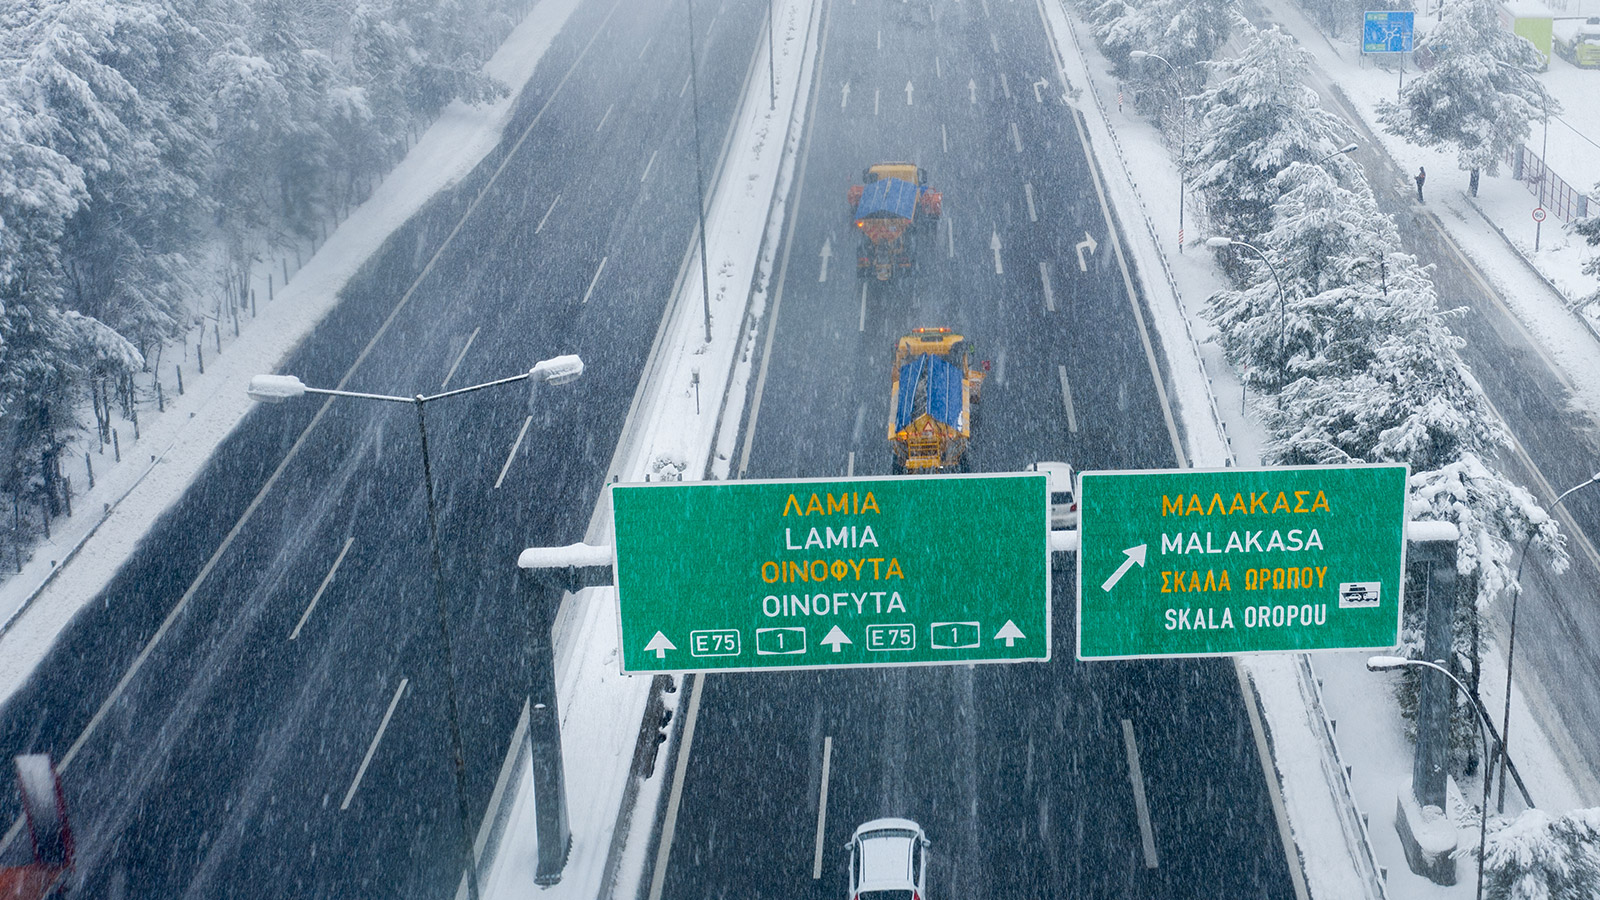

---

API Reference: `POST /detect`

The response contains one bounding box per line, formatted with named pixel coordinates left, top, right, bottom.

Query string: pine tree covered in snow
left=1190, top=27, right=1352, bottom=243
left=1577, top=193, right=1599, bottom=305
left=1376, top=0, right=1554, bottom=196
left=1483, top=807, right=1600, bottom=900
left=1085, top=0, right=1236, bottom=79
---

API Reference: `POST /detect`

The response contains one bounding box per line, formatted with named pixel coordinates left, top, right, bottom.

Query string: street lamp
left=1205, top=236, right=1290, bottom=390
left=1496, top=470, right=1600, bottom=811
left=247, top=355, right=584, bottom=900
left=1130, top=50, right=1187, bottom=253
left=1367, top=655, right=1498, bottom=900
left=1317, top=142, right=1360, bottom=165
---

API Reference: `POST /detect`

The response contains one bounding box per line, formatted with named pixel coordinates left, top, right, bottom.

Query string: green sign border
left=609, top=473, right=1052, bottom=674
left=1074, top=463, right=1409, bottom=661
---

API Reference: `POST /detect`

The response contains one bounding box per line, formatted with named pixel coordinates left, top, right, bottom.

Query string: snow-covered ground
left=1, top=0, right=1595, bottom=896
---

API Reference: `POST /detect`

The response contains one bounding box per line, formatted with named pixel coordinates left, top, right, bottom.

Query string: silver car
left=848, top=818, right=929, bottom=900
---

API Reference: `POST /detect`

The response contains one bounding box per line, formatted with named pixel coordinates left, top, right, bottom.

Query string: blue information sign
left=1363, top=10, right=1415, bottom=53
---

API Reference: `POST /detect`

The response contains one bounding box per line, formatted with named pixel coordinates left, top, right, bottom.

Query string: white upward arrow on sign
left=821, top=625, right=853, bottom=653
left=644, top=631, right=677, bottom=659
left=994, top=620, right=1026, bottom=647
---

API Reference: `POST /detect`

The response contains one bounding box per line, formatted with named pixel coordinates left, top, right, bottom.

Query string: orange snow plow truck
left=0, top=755, right=73, bottom=900
left=847, top=163, right=942, bottom=281
left=887, top=328, right=987, bottom=473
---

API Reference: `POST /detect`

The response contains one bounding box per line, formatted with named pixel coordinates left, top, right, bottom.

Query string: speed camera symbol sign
left=1533, top=207, right=1547, bottom=222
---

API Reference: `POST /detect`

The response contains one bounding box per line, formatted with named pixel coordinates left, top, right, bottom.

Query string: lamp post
left=1205, top=236, right=1290, bottom=390
left=247, top=354, right=584, bottom=900
left=1129, top=50, right=1187, bottom=253
left=1317, top=142, right=1360, bottom=165
left=1367, top=655, right=1498, bottom=900
left=1496, top=470, right=1600, bottom=811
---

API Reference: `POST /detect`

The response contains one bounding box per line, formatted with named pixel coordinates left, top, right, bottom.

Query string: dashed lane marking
left=290, top=536, right=354, bottom=641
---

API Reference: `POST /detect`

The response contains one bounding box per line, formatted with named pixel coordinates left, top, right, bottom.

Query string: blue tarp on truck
left=855, top=178, right=921, bottom=220
left=894, top=354, right=964, bottom=430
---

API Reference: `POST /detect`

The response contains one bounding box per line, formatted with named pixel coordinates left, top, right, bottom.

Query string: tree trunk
left=1469, top=167, right=1481, bottom=196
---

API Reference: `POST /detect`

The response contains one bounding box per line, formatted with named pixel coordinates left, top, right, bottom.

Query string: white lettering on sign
left=784, top=525, right=880, bottom=550
left=1159, top=529, right=1324, bottom=555
left=760, top=591, right=908, bottom=617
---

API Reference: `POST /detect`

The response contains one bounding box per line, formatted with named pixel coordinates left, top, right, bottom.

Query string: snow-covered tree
left=1191, top=26, right=1353, bottom=243
left=1376, top=0, right=1555, bottom=196
left=1483, top=807, right=1600, bottom=900
left=1577, top=191, right=1600, bottom=305
left=1091, top=0, right=1237, bottom=80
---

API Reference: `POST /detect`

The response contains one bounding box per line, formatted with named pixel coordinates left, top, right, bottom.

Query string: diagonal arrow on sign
left=821, top=625, right=852, bottom=653
left=1075, top=231, right=1099, bottom=272
left=1100, top=544, right=1147, bottom=592
left=644, top=631, right=677, bottom=659
left=994, top=620, right=1026, bottom=647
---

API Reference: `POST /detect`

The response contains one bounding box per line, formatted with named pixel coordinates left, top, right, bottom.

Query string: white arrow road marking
left=1033, top=77, right=1049, bottom=102
left=1101, top=544, right=1148, bottom=592
left=990, top=227, right=1004, bottom=274
left=1039, top=261, right=1055, bottom=312
left=1075, top=231, right=1099, bottom=271
left=1000, top=72, right=1011, bottom=99
left=819, top=237, right=832, bottom=282
left=905, top=81, right=914, bottom=105
left=1011, top=122, right=1024, bottom=152
left=941, top=123, right=949, bottom=153
left=821, top=625, right=853, bottom=652
left=645, top=631, right=677, bottom=658
left=994, top=620, right=1026, bottom=647
left=969, top=79, right=977, bottom=104
left=841, top=81, right=850, bottom=108
left=1024, top=183, right=1037, bottom=222
left=1058, top=366, right=1078, bottom=432
left=858, top=282, right=868, bottom=332
left=535, top=194, right=561, bottom=234
left=582, top=256, right=607, bottom=303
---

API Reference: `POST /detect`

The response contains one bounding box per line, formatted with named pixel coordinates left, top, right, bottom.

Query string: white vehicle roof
left=853, top=818, right=925, bottom=890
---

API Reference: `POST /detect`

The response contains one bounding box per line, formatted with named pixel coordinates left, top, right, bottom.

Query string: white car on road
left=848, top=818, right=930, bottom=900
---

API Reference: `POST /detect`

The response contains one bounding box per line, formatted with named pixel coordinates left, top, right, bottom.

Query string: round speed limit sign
left=1533, top=207, right=1547, bottom=222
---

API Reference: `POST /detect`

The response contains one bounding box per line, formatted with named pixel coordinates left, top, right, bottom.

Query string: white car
left=848, top=818, right=929, bottom=900
left=1025, top=461, right=1078, bottom=529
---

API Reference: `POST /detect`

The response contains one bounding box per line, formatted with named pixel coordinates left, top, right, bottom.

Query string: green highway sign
left=610, top=474, right=1050, bottom=673
left=1076, top=464, right=1408, bottom=659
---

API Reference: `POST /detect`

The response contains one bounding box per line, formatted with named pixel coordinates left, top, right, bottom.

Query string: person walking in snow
left=1415, top=167, right=1426, bottom=202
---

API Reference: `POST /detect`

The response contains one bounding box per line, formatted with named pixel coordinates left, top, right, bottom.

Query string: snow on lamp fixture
left=246, top=374, right=308, bottom=403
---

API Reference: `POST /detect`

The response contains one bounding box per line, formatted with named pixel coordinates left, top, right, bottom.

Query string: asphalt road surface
left=651, top=1, right=1296, bottom=898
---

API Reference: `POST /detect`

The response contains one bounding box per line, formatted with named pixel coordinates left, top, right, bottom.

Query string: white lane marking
left=935, top=56, right=942, bottom=78
left=343, top=678, right=408, bottom=810
left=1058, top=366, right=1078, bottom=433
left=995, top=349, right=1007, bottom=386
left=582, top=256, right=608, bottom=303
left=990, top=32, right=999, bottom=52
left=982, top=0, right=992, bottom=13
left=1040, top=262, right=1056, bottom=312
left=812, top=735, right=834, bottom=879
left=1000, top=72, right=1011, bottom=99
left=494, top=415, right=535, bottom=489
left=1024, top=183, right=1038, bottom=222
left=905, top=81, right=914, bottom=105
left=680, top=73, right=691, bottom=97
left=1011, top=121, right=1024, bottom=152
left=859, top=282, right=869, bottom=332
left=1235, top=661, right=1313, bottom=900
left=941, top=123, right=949, bottom=153
left=1120, top=719, right=1159, bottom=868
left=990, top=227, right=1004, bottom=274
left=874, top=88, right=880, bottom=115
left=819, top=237, right=832, bottom=282
left=877, top=29, right=881, bottom=49
left=535, top=194, right=561, bottom=234
left=597, top=103, right=614, bottom=130
left=841, top=81, right=850, bottom=108
left=948, top=215, right=956, bottom=257
left=647, top=674, right=704, bottom=900
left=846, top=452, right=855, bottom=477
left=641, top=149, right=658, bottom=182
left=441, top=326, right=481, bottom=388
left=852, top=404, right=867, bottom=443
left=638, top=35, right=653, bottom=59
left=1065, top=104, right=1185, bottom=464
left=969, top=79, right=977, bottom=104
left=291, top=536, right=354, bottom=641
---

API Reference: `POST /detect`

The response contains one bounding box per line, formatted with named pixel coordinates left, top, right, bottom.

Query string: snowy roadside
left=1046, top=0, right=1597, bottom=897
left=0, top=0, right=587, bottom=704
left=475, top=0, right=825, bottom=896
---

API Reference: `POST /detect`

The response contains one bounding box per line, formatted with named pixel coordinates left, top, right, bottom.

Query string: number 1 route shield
left=610, top=474, right=1050, bottom=673
left=1076, top=464, right=1408, bottom=659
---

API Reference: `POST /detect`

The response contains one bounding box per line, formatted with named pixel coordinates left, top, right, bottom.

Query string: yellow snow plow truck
left=887, top=328, right=987, bottom=473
